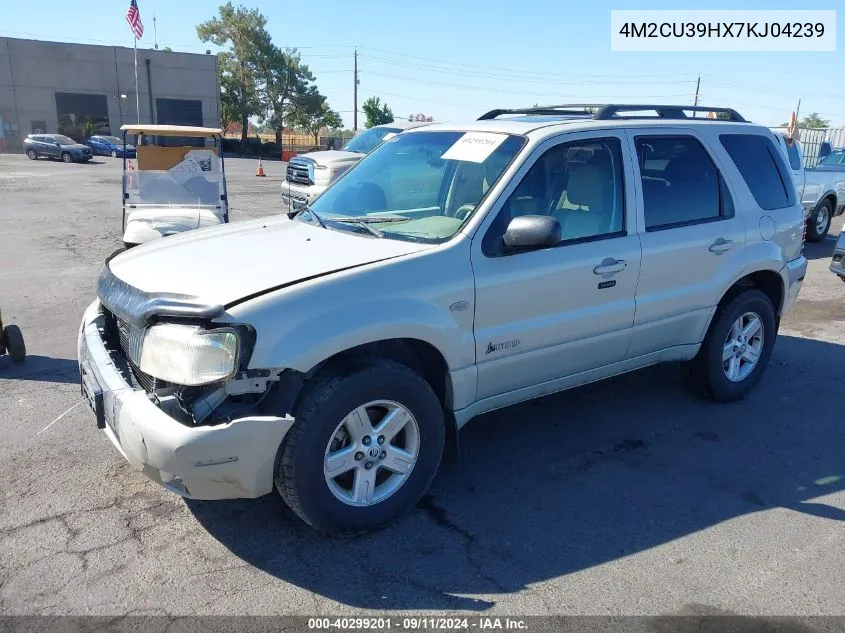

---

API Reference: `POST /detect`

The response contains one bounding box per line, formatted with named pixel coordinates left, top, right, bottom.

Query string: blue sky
left=1, top=0, right=842, bottom=128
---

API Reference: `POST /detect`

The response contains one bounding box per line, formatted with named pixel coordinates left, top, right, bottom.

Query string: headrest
left=567, top=163, right=607, bottom=208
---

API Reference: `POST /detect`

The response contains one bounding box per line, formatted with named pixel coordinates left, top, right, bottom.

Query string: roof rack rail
left=593, top=104, right=746, bottom=122
left=478, top=103, right=746, bottom=123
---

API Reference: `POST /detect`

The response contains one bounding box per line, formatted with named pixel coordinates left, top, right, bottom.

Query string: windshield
left=306, top=130, right=525, bottom=243
left=101, top=136, right=123, bottom=144
left=125, top=150, right=224, bottom=207
left=819, top=150, right=845, bottom=166
left=54, top=135, right=77, bottom=145
left=342, top=126, right=402, bottom=154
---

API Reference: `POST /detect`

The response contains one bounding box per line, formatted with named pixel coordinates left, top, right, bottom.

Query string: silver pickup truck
left=774, top=133, right=845, bottom=242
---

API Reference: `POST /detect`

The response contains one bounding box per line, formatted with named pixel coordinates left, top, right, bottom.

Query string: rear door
left=625, top=128, right=747, bottom=359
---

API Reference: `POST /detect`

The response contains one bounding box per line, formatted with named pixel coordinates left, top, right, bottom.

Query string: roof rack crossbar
left=477, top=106, right=596, bottom=120
left=478, top=104, right=746, bottom=123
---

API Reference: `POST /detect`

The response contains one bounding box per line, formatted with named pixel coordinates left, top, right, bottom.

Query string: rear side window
left=635, top=135, right=734, bottom=231
left=720, top=134, right=796, bottom=210
left=785, top=141, right=801, bottom=171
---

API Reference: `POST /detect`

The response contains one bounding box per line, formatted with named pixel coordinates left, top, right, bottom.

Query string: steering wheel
left=452, top=204, right=475, bottom=221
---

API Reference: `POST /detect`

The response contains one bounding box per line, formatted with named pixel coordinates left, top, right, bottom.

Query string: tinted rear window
left=720, top=134, right=795, bottom=210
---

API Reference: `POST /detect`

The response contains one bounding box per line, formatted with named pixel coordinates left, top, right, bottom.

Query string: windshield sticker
left=186, top=149, right=220, bottom=174
left=168, top=155, right=205, bottom=184
left=441, top=132, right=507, bottom=163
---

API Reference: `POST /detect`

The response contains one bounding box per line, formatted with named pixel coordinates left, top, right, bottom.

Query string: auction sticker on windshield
left=441, top=132, right=508, bottom=163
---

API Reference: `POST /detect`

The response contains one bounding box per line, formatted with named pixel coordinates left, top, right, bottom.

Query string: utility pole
left=153, top=15, right=158, bottom=50
left=691, top=74, right=701, bottom=118
left=353, top=48, right=358, bottom=132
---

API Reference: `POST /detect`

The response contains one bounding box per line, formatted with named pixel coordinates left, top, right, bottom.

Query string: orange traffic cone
left=256, top=158, right=266, bottom=177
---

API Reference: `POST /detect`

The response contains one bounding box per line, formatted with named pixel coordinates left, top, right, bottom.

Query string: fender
left=254, top=297, right=473, bottom=374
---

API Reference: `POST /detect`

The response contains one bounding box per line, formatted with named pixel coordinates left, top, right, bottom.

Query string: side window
left=720, top=133, right=795, bottom=210
left=483, top=137, right=625, bottom=254
left=785, top=141, right=801, bottom=171
left=635, top=135, right=732, bottom=231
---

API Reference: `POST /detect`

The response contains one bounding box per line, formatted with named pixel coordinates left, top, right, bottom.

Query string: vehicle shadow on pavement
left=188, top=335, right=845, bottom=611
left=802, top=237, right=837, bottom=261
left=0, top=355, right=79, bottom=383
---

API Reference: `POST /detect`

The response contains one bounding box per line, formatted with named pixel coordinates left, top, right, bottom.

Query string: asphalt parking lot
left=1, top=152, right=844, bottom=618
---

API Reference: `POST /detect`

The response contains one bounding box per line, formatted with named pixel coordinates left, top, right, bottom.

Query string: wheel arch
left=709, top=268, right=785, bottom=335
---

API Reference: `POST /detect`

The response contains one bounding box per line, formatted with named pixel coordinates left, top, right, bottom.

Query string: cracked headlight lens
left=139, top=323, right=239, bottom=386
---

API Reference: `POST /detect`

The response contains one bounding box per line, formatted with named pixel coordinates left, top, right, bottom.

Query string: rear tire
left=3, top=325, right=25, bottom=362
left=681, top=289, right=776, bottom=402
left=276, top=358, right=445, bottom=536
left=26, top=149, right=37, bottom=160
left=806, top=199, right=832, bottom=242
left=61, top=152, right=72, bottom=164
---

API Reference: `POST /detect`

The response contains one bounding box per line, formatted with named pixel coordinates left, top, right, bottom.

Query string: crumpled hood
left=298, top=150, right=362, bottom=166
left=107, top=215, right=431, bottom=307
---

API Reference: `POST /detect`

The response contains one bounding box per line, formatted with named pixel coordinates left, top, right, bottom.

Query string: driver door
left=471, top=131, right=642, bottom=401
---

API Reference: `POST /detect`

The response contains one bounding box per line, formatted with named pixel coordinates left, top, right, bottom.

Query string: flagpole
left=134, top=36, right=140, bottom=123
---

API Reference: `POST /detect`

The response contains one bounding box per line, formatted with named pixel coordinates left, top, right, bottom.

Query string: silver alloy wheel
left=62, top=153, right=72, bottom=163
left=26, top=150, right=37, bottom=160
left=722, top=312, right=765, bottom=383
left=111, top=150, right=118, bottom=158
left=816, top=206, right=830, bottom=234
left=323, top=399, right=420, bottom=507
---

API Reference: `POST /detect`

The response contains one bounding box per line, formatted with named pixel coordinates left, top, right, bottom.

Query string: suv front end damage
left=78, top=266, right=293, bottom=499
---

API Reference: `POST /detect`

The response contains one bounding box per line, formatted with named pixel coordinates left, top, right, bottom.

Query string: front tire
left=26, top=149, right=37, bottom=160
left=806, top=199, right=832, bottom=242
left=681, top=289, right=776, bottom=402
left=276, top=358, right=445, bottom=536
left=61, top=152, right=72, bottom=164
left=3, top=325, right=25, bottom=362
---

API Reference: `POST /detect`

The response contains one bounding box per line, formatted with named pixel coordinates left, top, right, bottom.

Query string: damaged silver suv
left=79, top=104, right=807, bottom=535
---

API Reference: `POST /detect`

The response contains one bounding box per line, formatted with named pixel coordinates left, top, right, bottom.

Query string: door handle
left=593, top=258, right=627, bottom=275
left=709, top=238, right=735, bottom=254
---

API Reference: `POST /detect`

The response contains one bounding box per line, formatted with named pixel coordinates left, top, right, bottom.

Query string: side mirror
left=819, top=141, right=832, bottom=161
left=503, top=215, right=561, bottom=250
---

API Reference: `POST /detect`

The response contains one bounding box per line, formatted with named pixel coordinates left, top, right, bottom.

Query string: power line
left=357, top=54, right=698, bottom=86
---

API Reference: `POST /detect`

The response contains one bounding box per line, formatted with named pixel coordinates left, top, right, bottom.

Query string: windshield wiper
left=336, top=218, right=384, bottom=238
left=289, top=205, right=325, bottom=228
left=329, top=216, right=412, bottom=224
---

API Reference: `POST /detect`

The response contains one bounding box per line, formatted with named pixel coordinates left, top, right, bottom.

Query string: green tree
left=800, top=112, right=830, bottom=129
left=197, top=3, right=272, bottom=142
left=290, top=87, right=343, bottom=147
left=362, top=97, right=394, bottom=128
left=255, top=45, right=315, bottom=145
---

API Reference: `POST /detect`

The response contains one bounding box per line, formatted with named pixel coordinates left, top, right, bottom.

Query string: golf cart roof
left=120, top=124, right=223, bottom=137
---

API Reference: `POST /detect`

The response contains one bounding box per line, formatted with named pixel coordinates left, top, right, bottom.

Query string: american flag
left=126, top=0, right=144, bottom=40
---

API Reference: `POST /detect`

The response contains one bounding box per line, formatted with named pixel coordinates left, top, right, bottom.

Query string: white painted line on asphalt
left=37, top=398, right=85, bottom=436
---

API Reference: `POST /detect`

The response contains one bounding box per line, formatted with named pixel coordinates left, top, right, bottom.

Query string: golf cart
left=120, top=124, right=229, bottom=247
left=0, top=308, right=25, bottom=362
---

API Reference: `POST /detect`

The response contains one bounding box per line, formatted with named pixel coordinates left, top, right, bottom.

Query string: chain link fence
left=769, top=126, right=845, bottom=167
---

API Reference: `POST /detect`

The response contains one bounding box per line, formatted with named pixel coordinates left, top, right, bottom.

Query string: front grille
left=101, top=307, right=167, bottom=393
left=286, top=159, right=313, bottom=185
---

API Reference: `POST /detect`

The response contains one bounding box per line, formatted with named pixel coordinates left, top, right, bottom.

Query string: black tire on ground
left=3, top=325, right=26, bottom=362
left=61, top=152, right=72, bottom=164
left=806, top=199, right=832, bottom=243
left=276, top=357, right=445, bottom=536
left=681, top=288, right=776, bottom=402
left=26, top=149, right=37, bottom=160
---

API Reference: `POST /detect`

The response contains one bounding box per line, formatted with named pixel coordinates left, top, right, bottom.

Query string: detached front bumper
left=77, top=300, right=294, bottom=499
left=782, top=256, right=808, bottom=315
left=831, top=230, right=845, bottom=281
left=281, top=181, right=326, bottom=210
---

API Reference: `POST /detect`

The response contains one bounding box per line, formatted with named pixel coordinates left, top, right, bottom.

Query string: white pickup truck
left=774, top=133, right=845, bottom=242
left=281, top=121, right=431, bottom=210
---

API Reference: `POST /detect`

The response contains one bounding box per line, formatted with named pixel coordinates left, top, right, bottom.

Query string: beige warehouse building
left=0, top=37, right=220, bottom=152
